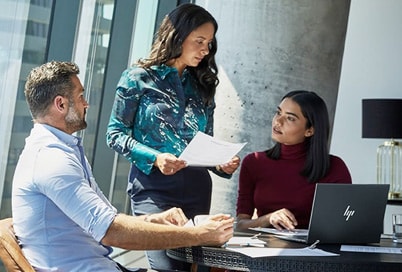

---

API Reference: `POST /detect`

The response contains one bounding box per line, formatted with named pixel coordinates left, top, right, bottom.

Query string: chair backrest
left=0, top=218, right=35, bottom=272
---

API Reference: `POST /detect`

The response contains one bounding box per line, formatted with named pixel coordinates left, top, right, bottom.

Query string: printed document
left=341, top=245, right=402, bottom=254
left=226, top=247, right=339, bottom=258
left=250, top=227, right=309, bottom=236
left=179, top=132, right=247, bottom=167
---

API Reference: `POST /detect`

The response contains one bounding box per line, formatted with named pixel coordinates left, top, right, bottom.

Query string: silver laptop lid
left=307, top=184, right=389, bottom=244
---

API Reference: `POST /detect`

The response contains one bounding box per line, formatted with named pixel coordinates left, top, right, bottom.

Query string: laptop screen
left=307, top=183, right=389, bottom=244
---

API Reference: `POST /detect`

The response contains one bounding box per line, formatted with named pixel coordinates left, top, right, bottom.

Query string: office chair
left=0, top=217, right=34, bottom=272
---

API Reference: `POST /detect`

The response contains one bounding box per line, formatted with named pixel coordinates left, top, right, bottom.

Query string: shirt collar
left=149, top=64, right=189, bottom=80
left=37, top=123, right=82, bottom=147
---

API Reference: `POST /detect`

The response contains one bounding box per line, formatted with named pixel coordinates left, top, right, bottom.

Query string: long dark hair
left=137, top=3, right=219, bottom=104
left=266, top=90, right=330, bottom=182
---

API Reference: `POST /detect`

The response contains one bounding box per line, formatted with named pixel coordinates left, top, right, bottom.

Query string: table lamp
left=362, top=99, right=402, bottom=199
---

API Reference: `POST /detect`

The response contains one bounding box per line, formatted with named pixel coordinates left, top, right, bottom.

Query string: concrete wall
left=196, top=0, right=351, bottom=216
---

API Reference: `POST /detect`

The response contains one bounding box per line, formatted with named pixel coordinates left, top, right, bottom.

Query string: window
left=0, top=0, right=53, bottom=218
left=0, top=0, right=180, bottom=218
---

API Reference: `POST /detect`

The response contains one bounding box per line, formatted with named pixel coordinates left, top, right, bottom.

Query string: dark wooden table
left=167, top=232, right=402, bottom=272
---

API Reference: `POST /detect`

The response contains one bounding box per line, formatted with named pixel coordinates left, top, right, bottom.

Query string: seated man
left=11, top=61, right=234, bottom=272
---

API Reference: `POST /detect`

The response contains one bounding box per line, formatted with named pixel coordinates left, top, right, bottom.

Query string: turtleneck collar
left=280, top=142, right=308, bottom=160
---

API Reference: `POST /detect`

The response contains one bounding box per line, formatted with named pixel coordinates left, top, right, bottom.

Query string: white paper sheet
left=224, top=237, right=266, bottom=248
left=341, top=245, right=402, bottom=254
left=226, top=247, right=339, bottom=258
left=179, top=132, right=247, bottom=167
left=250, top=227, right=309, bottom=236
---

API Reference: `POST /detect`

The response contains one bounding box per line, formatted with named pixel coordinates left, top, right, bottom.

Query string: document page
left=250, top=227, right=309, bottom=237
left=224, top=236, right=266, bottom=248
left=179, top=132, right=247, bottom=167
left=341, top=245, right=402, bottom=254
left=226, top=247, right=339, bottom=258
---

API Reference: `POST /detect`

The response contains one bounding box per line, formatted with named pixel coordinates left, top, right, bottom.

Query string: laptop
left=252, top=184, right=389, bottom=244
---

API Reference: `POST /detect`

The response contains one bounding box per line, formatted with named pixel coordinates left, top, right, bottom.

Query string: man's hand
left=145, top=207, right=188, bottom=226
left=195, top=214, right=234, bottom=246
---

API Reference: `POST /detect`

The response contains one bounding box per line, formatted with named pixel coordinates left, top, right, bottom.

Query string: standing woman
left=106, top=3, right=239, bottom=270
left=236, top=90, right=352, bottom=232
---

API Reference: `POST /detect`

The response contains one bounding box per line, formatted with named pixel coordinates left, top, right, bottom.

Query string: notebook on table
left=251, top=183, right=390, bottom=244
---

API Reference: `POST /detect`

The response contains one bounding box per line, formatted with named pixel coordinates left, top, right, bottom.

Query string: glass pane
left=73, top=0, right=131, bottom=212
left=0, top=0, right=54, bottom=218
left=108, top=0, right=160, bottom=214
left=74, top=0, right=115, bottom=164
left=110, top=155, right=131, bottom=212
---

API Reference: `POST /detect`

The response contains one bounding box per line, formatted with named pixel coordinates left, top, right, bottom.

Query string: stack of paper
left=226, top=247, right=339, bottom=258
left=223, top=237, right=266, bottom=248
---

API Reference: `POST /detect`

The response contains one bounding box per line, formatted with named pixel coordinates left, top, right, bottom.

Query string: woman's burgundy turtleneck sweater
left=236, top=142, right=352, bottom=228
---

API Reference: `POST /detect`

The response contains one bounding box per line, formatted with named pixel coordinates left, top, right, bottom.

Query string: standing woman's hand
left=216, top=155, right=241, bottom=174
left=155, top=153, right=187, bottom=175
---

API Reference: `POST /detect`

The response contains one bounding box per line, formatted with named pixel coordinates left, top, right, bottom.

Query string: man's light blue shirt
left=12, top=124, right=120, bottom=271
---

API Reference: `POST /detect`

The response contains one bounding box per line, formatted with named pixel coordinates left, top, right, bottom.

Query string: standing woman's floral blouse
left=106, top=64, right=215, bottom=175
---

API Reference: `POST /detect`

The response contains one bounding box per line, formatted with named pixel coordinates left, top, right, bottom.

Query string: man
left=11, top=61, right=233, bottom=271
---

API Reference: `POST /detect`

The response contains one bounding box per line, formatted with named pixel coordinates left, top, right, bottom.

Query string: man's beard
left=65, top=104, right=87, bottom=132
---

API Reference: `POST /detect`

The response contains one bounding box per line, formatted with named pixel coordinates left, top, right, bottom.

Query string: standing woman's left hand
left=216, top=156, right=240, bottom=174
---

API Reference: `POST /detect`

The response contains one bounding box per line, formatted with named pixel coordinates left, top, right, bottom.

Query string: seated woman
left=236, top=90, right=352, bottom=231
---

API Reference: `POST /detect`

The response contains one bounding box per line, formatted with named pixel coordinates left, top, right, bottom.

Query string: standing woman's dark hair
left=137, top=3, right=219, bottom=103
left=266, top=90, right=330, bottom=182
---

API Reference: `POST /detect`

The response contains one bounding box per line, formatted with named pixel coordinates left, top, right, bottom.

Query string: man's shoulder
left=28, top=124, right=75, bottom=149
left=16, top=126, right=79, bottom=184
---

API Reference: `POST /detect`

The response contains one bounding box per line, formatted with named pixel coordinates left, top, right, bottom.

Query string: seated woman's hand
left=269, top=208, right=298, bottom=230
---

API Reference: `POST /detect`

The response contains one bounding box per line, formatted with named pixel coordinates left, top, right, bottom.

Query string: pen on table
left=309, top=240, right=320, bottom=249
left=251, top=233, right=261, bottom=239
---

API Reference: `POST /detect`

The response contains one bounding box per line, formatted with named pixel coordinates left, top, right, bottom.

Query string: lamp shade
left=362, top=99, right=402, bottom=139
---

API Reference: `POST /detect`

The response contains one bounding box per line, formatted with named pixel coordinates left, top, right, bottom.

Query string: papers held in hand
left=179, top=132, right=247, bottom=167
